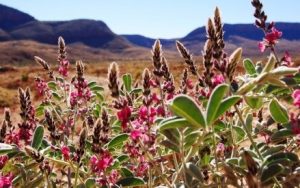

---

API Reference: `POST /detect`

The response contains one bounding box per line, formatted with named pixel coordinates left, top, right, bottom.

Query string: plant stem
left=234, top=105, right=263, bottom=160
left=180, top=129, right=187, bottom=184
left=234, top=105, right=282, bottom=188
left=75, top=165, right=79, bottom=187
left=172, top=133, right=205, bottom=185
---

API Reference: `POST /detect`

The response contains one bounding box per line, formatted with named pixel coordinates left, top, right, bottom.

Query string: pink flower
left=156, top=105, right=165, bottom=117
left=117, top=106, right=131, bottom=129
left=187, top=79, right=194, bottom=89
left=125, top=143, right=140, bottom=157
left=0, top=173, right=13, bottom=188
left=90, top=151, right=113, bottom=173
left=292, top=89, right=300, bottom=108
left=70, top=91, right=78, bottom=107
left=0, top=156, right=8, bottom=170
left=17, top=127, right=32, bottom=144
left=166, top=93, right=174, bottom=100
left=212, top=74, right=225, bottom=88
left=130, top=130, right=142, bottom=141
left=151, top=93, right=160, bottom=104
left=35, top=78, right=48, bottom=96
left=258, top=41, right=266, bottom=52
left=258, top=26, right=282, bottom=52
left=282, top=51, right=292, bottom=66
left=135, top=156, right=149, bottom=177
left=108, top=170, right=119, bottom=185
left=61, top=146, right=70, bottom=161
left=149, top=79, right=158, bottom=87
left=291, top=113, right=300, bottom=135
left=58, top=60, right=69, bottom=77
left=138, top=106, right=156, bottom=123
left=265, top=27, right=282, bottom=44
left=216, top=143, right=225, bottom=157
left=5, top=131, right=20, bottom=146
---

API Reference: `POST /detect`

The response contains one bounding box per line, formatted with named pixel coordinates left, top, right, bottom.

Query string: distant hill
left=0, top=4, right=35, bottom=31
left=0, top=4, right=134, bottom=51
left=124, top=23, right=300, bottom=56
left=0, top=3, right=300, bottom=64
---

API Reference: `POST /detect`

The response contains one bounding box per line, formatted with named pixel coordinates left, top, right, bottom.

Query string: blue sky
left=1, top=0, right=300, bottom=39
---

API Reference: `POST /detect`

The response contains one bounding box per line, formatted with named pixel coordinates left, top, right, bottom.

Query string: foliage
left=0, top=1, right=300, bottom=187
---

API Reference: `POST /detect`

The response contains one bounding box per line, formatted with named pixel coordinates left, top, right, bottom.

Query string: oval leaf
left=270, top=129, right=293, bottom=143
left=269, top=99, right=289, bottom=124
left=85, top=178, right=96, bottom=188
left=107, top=134, right=129, bottom=150
left=117, top=177, right=145, bottom=187
left=159, top=117, right=191, bottom=131
left=206, top=84, right=229, bottom=126
left=122, top=74, right=132, bottom=92
left=243, top=59, right=256, bottom=75
left=214, top=95, right=241, bottom=121
left=244, top=96, right=263, bottom=109
left=260, top=164, right=284, bottom=183
left=31, top=125, right=44, bottom=150
left=169, top=95, right=205, bottom=128
left=90, top=86, right=104, bottom=92
left=0, top=143, right=16, bottom=155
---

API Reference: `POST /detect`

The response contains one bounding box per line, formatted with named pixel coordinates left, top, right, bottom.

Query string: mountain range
left=0, top=3, right=300, bottom=65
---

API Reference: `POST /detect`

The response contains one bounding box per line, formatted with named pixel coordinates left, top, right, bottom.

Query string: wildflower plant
left=1, top=0, right=300, bottom=187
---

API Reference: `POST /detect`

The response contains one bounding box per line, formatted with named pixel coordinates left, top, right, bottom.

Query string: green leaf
left=159, top=117, right=191, bottom=131
left=130, top=88, right=142, bottom=94
left=169, top=95, right=205, bottom=128
left=262, top=54, right=276, bottom=73
left=35, top=105, right=44, bottom=117
left=160, top=140, right=179, bottom=152
left=90, top=86, right=104, bottom=92
left=271, top=66, right=298, bottom=77
left=107, top=134, right=129, bottom=150
left=0, top=143, right=16, bottom=155
left=243, top=59, right=256, bottom=75
left=31, top=125, right=44, bottom=150
left=52, top=92, right=61, bottom=101
left=266, top=152, right=299, bottom=164
left=269, top=99, right=289, bottom=124
left=214, top=95, right=241, bottom=121
left=270, top=129, right=293, bottom=143
left=85, top=178, right=96, bottom=188
left=262, top=145, right=285, bottom=157
left=117, top=177, right=145, bottom=187
left=121, top=167, right=134, bottom=177
left=87, top=81, right=97, bottom=88
left=260, top=164, right=284, bottom=183
left=117, top=155, right=129, bottom=164
left=47, top=81, right=57, bottom=90
left=244, top=96, right=263, bottom=109
left=161, top=129, right=180, bottom=144
left=206, top=84, right=229, bottom=126
left=232, top=126, right=246, bottom=141
left=245, top=113, right=253, bottom=132
left=95, top=92, right=104, bottom=102
left=122, top=74, right=132, bottom=92
left=184, top=131, right=200, bottom=148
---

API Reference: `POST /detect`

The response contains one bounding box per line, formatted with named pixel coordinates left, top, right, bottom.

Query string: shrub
left=0, top=0, right=300, bottom=187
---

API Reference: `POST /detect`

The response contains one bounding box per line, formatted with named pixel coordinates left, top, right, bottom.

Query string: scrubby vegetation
left=1, top=0, right=300, bottom=187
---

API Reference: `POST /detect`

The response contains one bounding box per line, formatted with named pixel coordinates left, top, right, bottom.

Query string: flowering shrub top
left=1, top=0, right=300, bottom=187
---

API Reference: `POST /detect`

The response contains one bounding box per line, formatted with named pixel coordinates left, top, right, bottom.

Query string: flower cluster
left=258, top=27, right=282, bottom=52
left=70, top=61, right=91, bottom=108
left=1, top=1, right=300, bottom=187
left=0, top=173, right=13, bottom=188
